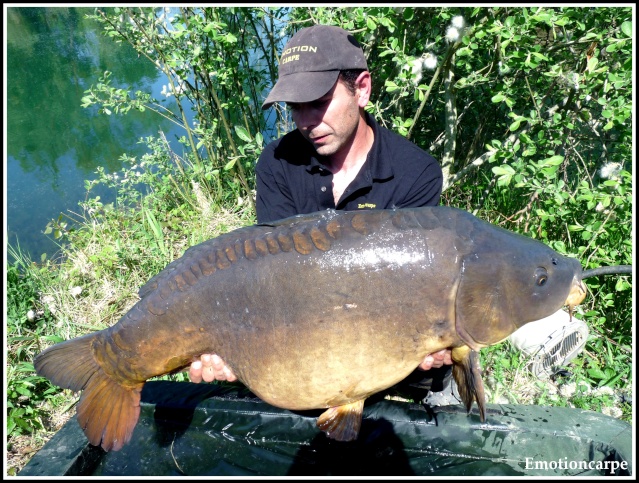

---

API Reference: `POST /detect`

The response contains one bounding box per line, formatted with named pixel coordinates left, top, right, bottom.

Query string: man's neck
left=326, top=114, right=374, bottom=205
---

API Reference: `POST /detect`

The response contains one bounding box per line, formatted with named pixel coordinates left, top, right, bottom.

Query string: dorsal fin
left=137, top=208, right=401, bottom=300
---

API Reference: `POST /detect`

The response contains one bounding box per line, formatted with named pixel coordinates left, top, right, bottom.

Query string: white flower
left=422, top=52, right=437, bottom=70
left=70, top=286, right=83, bottom=298
left=600, top=162, right=622, bottom=179
left=411, top=57, right=423, bottom=75
left=593, top=386, right=614, bottom=397
left=451, top=15, right=465, bottom=30
left=602, top=406, right=623, bottom=418
left=446, top=26, right=460, bottom=42
left=410, top=57, right=424, bottom=84
left=41, top=295, right=57, bottom=314
left=559, top=382, right=577, bottom=398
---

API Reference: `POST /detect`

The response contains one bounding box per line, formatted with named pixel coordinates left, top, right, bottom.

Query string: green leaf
left=615, top=278, right=630, bottom=291
left=492, top=165, right=516, bottom=175
left=384, top=80, right=399, bottom=93
left=234, top=125, right=252, bottom=143
left=621, top=21, right=632, bottom=38
left=540, top=155, right=564, bottom=166
left=224, top=158, right=237, bottom=171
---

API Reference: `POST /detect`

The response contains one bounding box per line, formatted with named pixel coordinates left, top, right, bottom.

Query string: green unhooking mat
left=19, top=381, right=632, bottom=477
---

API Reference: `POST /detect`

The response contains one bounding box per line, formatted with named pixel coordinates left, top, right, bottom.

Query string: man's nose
left=293, top=106, right=318, bottom=131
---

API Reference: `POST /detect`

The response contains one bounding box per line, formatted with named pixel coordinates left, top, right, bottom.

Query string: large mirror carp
left=34, top=206, right=587, bottom=451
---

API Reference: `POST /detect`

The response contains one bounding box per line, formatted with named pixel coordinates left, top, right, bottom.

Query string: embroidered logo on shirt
left=357, top=203, right=376, bottom=209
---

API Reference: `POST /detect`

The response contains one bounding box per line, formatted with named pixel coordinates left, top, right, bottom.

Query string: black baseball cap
left=261, top=25, right=368, bottom=110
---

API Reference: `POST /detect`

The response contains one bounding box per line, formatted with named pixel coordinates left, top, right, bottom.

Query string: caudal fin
left=34, top=333, right=143, bottom=451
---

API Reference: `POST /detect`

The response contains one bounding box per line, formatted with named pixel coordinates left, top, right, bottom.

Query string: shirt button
left=321, top=186, right=327, bottom=192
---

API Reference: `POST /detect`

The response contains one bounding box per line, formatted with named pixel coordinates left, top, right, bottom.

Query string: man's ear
left=355, top=71, right=372, bottom=108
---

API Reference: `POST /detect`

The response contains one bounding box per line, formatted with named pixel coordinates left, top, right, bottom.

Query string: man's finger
left=223, top=366, right=237, bottom=382
left=189, top=360, right=203, bottom=383
left=418, top=355, right=435, bottom=371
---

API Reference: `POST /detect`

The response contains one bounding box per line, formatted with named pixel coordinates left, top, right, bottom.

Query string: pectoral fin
left=317, top=399, right=365, bottom=442
left=451, top=345, right=486, bottom=422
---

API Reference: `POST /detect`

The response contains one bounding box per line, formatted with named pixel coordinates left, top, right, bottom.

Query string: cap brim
left=261, top=70, right=340, bottom=110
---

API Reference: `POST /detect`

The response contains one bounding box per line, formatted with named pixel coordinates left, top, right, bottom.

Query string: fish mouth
left=565, top=276, right=587, bottom=320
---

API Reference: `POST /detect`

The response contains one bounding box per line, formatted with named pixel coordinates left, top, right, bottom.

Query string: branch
left=441, top=53, right=458, bottom=191
left=406, top=38, right=461, bottom=141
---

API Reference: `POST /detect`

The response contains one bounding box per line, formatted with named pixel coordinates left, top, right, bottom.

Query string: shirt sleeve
left=255, top=146, right=299, bottom=224
left=396, top=158, right=443, bottom=208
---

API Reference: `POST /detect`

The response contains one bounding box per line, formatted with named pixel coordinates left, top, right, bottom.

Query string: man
left=189, top=24, right=454, bottom=395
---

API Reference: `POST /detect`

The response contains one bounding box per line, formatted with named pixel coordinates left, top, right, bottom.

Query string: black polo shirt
left=255, top=112, right=442, bottom=223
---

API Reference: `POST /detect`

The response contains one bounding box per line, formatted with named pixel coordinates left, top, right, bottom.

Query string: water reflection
left=6, top=7, right=181, bottom=260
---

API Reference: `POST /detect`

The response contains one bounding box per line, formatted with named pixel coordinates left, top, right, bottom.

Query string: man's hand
left=188, top=354, right=237, bottom=383
left=417, top=349, right=453, bottom=371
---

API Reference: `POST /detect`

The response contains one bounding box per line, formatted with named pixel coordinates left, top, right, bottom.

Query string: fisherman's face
left=288, top=78, right=362, bottom=159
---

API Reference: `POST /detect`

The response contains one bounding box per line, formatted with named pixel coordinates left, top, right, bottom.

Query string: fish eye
left=535, top=267, right=549, bottom=286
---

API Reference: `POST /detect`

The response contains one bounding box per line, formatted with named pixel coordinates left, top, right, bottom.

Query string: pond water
left=6, top=7, right=185, bottom=261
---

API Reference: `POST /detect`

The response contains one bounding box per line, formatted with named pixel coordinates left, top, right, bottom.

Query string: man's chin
left=313, top=143, right=337, bottom=157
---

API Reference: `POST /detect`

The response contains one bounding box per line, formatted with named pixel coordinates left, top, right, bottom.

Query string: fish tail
left=34, top=333, right=143, bottom=451
left=451, top=346, right=486, bottom=421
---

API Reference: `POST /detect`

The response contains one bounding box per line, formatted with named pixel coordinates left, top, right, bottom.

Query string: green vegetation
left=6, top=6, right=632, bottom=474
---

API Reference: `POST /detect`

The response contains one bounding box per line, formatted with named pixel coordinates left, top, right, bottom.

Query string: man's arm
left=396, top=160, right=443, bottom=209
left=255, top=147, right=299, bottom=224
